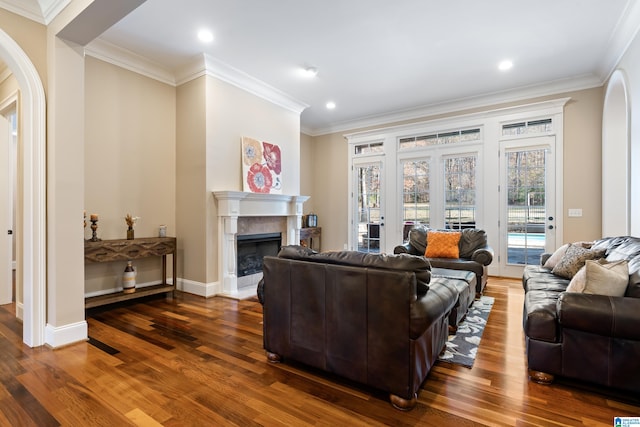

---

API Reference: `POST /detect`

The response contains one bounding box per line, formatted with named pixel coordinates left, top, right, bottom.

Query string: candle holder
left=90, top=219, right=101, bottom=242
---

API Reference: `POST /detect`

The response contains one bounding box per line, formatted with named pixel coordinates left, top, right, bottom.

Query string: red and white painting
left=241, top=136, right=282, bottom=194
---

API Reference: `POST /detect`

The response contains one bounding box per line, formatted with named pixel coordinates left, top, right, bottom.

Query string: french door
left=499, top=136, right=556, bottom=277
left=352, top=158, right=384, bottom=253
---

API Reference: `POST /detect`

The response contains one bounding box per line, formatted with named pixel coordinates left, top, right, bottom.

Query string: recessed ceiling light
left=299, top=67, right=318, bottom=78
left=198, top=29, right=214, bottom=43
left=326, top=101, right=336, bottom=110
left=498, top=60, right=513, bottom=71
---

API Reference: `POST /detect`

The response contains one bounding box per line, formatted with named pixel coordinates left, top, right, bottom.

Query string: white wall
left=616, top=29, right=640, bottom=235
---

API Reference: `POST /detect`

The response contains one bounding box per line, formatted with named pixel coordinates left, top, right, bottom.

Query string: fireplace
left=213, top=191, right=309, bottom=299
left=236, top=232, right=282, bottom=277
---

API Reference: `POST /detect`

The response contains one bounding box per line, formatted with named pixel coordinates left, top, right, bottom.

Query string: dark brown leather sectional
left=394, top=226, right=494, bottom=297
left=258, top=246, right=477, bottom=410
left=523, top=236, right=640, bottom=393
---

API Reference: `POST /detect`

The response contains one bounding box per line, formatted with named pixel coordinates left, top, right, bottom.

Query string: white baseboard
left=177, top=278, right=221, bottom=297
left=16, top=301, right=23, bottom=320
left=45, top=320, right=88, bottom=348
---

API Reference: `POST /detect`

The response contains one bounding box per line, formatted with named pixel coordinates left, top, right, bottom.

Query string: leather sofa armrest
left=540, top=253, right=552, bottom=265
left=393, top=243, right=410, bottom=254
left=471, top=245, right=494, bottom=266
left=558, top=292, right=640, bottom=340
left=393, top=243, right=422, bottom=256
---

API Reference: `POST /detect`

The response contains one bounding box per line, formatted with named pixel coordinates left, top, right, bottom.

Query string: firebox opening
left=236, top=232, right=282, bottom=277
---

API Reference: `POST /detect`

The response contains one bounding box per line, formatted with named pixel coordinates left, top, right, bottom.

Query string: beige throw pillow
left=566, top=258, right=608, bottom=292
left=583, top=259, right=629, bottom=297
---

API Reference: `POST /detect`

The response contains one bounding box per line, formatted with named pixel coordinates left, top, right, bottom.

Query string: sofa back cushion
left=408, top=226, right=487, bottom=259
left=277, top=245, right=431, bottom=294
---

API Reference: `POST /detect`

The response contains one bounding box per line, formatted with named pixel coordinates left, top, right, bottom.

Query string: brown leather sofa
left=394, top=226, right=494, bottom=297
left=522, top=236, right=640, bottom=393
left=258, top=245, right=459, bottom=410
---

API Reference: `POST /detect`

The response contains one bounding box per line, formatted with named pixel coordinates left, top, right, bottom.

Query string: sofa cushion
left=408, top=226, right=488, bottom=260
left=459, top=228, right=488, bottom=259
left=551, top=244, right=605, bottom=279
left=425, top=231, right=460, bottom=258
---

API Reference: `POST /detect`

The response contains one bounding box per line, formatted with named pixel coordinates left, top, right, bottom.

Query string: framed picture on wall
left=241, top=136, right=282, bottom=194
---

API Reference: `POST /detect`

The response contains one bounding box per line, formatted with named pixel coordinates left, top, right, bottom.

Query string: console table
left=84, top=237, right=177, bottom=309
left=300, top=227, right=321, bottom=251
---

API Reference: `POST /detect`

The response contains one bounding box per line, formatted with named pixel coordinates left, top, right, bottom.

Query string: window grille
left=399, top=128, right=480, bottom=149
left=354, top=142, right=383, bottom=155
left=502, top=118, right=552, bottom=136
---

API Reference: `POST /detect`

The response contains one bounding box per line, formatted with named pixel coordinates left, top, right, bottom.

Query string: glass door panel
left=401, top=159, right=430, bottom=242
left=444, top=155, right=477, bottom=230
left=355, top=162, right=383, bottom=253
left=505, top=149, right=547, bottom=265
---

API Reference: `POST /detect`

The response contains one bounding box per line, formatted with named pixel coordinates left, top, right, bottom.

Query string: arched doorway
left=602, top=70, right=630, bottom=237
left=0, top=29, right=46, bottom=347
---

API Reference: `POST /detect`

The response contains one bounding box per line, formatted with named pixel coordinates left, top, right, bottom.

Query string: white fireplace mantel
left=213, top=191, right=309, bottom=217
left=213, top=191, right=310, bottom=298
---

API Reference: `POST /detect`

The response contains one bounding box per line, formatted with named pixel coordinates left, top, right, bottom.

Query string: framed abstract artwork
left=241, top=136, right=282, bottom=194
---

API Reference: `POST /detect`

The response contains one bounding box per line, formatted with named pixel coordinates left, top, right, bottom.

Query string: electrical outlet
left=568, top=208, right=583, bottom=217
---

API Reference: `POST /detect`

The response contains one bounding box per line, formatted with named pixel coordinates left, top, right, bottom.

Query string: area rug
left=437, top=296, right=494, bottom=368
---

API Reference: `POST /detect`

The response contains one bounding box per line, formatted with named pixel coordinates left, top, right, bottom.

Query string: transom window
left=502, top=118, right=552, bottom=136
left=399, top=128, right=480, bottom=149
left=354, top=142, right=383, bottom=155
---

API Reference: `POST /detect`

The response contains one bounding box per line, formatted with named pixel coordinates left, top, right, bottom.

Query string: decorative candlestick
left=90, top=218, right=101, bottom=242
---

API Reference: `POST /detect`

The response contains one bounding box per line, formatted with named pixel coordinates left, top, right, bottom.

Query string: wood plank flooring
left=1, top=277, right=639, bottom=426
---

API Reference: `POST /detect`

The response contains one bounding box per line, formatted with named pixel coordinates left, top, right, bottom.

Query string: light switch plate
left=568, top=208, right=583, bottom=217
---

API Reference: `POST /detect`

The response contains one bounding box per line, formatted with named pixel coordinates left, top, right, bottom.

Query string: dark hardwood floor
left=1, top=278, right=639, bottom=426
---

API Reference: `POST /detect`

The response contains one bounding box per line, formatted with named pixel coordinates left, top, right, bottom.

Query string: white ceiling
left=3, top=0, right=640, bottom=135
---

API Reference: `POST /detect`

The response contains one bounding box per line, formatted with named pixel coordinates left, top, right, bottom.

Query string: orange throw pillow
left=425, top=231, right=461, bottom=259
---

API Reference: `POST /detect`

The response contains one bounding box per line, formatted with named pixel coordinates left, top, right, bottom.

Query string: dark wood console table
left=300, top=227, right=321, bottom=251
left=84, top=237, right=177, bottom=309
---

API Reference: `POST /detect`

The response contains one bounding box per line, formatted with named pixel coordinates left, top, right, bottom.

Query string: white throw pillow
left=583, top=259, right=629, bottom=297
left=543, top=244, right=569, bottom=269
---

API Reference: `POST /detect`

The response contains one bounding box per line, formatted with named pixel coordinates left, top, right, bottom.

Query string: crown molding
left=176, top=54, right=308, bottom=115
left=40, top=0, right=69, bottom=24
left=0, top=0, right=69, bottom=24
left=305, top=73, right=602, bottom=137
left=596, top=0, right=640, bottom=81
left=84, top=38, right=176, bottom=86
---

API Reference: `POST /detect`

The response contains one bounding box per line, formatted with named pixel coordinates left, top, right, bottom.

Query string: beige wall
left=176, top=77, right=207, bottom=284
left=299, top=132, right=315, bottom=215
left=304, top=87, right=605, bottom=252
left=85, top=57, right=176, bottom=294
left=0, top=9, right=47, bottom=91
left=177, top=74, right=302, bottom=286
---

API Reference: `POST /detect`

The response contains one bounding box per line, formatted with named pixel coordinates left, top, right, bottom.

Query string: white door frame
left=0, top=29, right=47, bottom=347
left=0, top=114, right=10, bottom=304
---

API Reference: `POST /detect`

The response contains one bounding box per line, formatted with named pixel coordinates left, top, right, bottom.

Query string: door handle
left=7, top=230, right=12, bottom=235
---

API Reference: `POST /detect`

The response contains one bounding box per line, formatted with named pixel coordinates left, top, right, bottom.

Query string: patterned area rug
left=437, top=296, right=494, bottom=368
